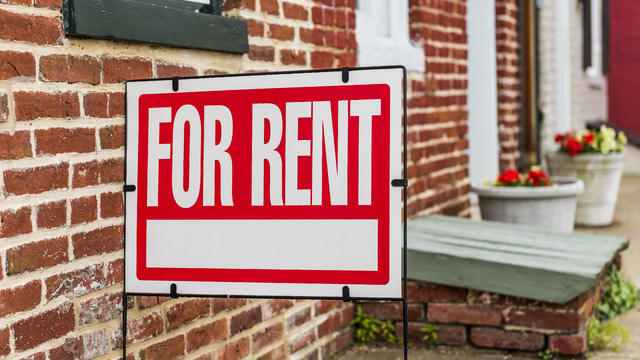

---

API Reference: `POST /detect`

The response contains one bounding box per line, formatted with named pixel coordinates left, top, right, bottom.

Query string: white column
left=467, top=0, right=499, bottom=190
left=555, top=0, right=572, bottom=132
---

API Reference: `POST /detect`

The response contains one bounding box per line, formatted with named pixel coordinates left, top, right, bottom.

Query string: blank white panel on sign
left=147, top=219, right=378, bottom=270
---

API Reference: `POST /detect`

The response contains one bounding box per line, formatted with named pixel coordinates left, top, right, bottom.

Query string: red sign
left=126, top=69, right=402, bottom=298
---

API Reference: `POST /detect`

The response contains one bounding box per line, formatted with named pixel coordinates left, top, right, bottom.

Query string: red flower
left=497, top=168, right=521, bottom=185
left=563, top=138, right=584, bottom=157
left=555, top=132, right=571, bottom=143
left=583, top=132, right=595, bottom=144
left=525, top=169, right=551, bottom=187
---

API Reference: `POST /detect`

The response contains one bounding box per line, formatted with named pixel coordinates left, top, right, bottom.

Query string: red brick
left=360, top=302, right=405, bottom=321
left=314, top=300, right=340, bottom=316
left=72, top=225, right=124, bottom=258
left=260, top=0, right=279, bottom=15
left=100, top=158, right=125, bottom=183
left=280, top=49, right=306, bottom=65
left=106, top=258, right=124, bottom=285
left=300, top=28, right=324, bottom=45
left=167, top=298, right=210, bottom=330
left=283, top=2, right=308, bottom=20
left=45, top=264, right=105, bottom=300
left=35, top=127, right=95, bottom=154
left=220, top=337, right=249, bottom=360
left=36, top=200, right=66, bottom=229
left=223, top=0, right=255, bottom=10
left=428, top=304, right=502, bottom=326
left=3, top=163, right=68, bottom=195
left=252, top=323, right=283, bottom=353
left=99, top=125, right=125, bottom=150
left=249, top=45, right=275, bottom=62
left=289, top=328, right=315, bottom=354
left=318, top=312, right=341, bottom=337
left=0, top=280, right=41, bottom=318
left=342, top=304, right=355, bottom=326
left=0, top=327, right=8, bottom=356
left=356, top=302, right=423, bottom=322
left=311, top=51, right=334, bottom=68
left=470, top=327, right=544, bottom=351
left=137, top=295, right=170, bottom=309
left=84, top=92, right=124, bottom=118
left=397, top=322, right=466, bottom=345
left=6, top=236, right=67, bottom=274
left=79, top=292, right=123, bottom=325
left=213, top=298, right=246, bottom=313
left=230, top=306, right=262, bottom=335
left=0, top=206, right=31, bottom=238
left=406, top=282, right=467, bottom=303
left=549, top=332, right=587, bottom=355
left=286, top=306, right=311, bottom=331
left=505, top=308, right=583, bottom=332
left=71, top=196, right=97, bottom=225
left=100, top=191, right=123, bottom=218
left=14, top=91, right=80, bottom=120
left=0, top=10, right=63, bottom=45
left=268, top=24, right=294, bottom=41
left=101, top=57, right=152, bottom=83
left=321, top=327, right=353, bottom=358
left=49, top=330, right=109, bottom=359
left=0, top=51, right=35, bottom=80
left=263, top=299, right=294, bottom=319
left=39, top=55, right=100, bottom=84
left=186, top=319, right=228, bottom=352
left=35, top=0, right=61, bottom=8
left=247, top=19, right=264, bottom=36
left=73, top=161, right=99, bottom=188
left=13, top=303, right=74, bottom=351
left=311, top=6, right=323, bottom=24
left=156, top=62, right=198, bottom=78
left=141, top=335, right=185, bottom=360
left=119, top=311, right=164, bottom=346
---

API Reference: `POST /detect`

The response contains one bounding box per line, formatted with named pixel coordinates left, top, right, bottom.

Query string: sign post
left=123, top=67, right=407, bottom=357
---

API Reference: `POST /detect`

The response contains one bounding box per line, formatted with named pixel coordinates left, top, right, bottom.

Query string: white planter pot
left=471, top=177, right=584, bottom=232
left=545, top=152, right=624, bottom=226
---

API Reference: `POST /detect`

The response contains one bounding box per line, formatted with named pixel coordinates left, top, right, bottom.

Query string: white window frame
left=356, top=1, right=425, bottom=72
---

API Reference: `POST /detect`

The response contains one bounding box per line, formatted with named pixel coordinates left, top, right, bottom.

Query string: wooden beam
left=406, top=216, right=628, bottom=303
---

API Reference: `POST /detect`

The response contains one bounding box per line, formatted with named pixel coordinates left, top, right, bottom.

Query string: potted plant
left=472, top=167, right=584, bottom=232
left=545, top=125, right=627, bottom=226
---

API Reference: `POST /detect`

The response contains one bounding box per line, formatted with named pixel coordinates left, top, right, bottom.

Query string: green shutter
left=63, top=0, right=248, bottom=54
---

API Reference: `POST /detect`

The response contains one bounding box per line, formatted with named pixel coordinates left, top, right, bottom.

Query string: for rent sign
left=125, top=68, right=403, bottom=298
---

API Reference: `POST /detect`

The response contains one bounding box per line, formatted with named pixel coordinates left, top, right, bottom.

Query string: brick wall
left=538, top=0, right=607, bottom=155
left=407, top=0, right=471, bottom=218
left=359, top=279, right=598, bottom=356
left=494, top=0, right=521, bottom=170
left=0, top=1, right=358, bottom=359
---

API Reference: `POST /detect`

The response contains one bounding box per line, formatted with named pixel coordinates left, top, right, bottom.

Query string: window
left=62, top=0, right=248, bottom=54
left=355, top=0, right=424, bottom=72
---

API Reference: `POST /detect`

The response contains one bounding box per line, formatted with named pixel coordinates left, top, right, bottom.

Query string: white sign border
left=125, top=67, right=405, bottom=299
